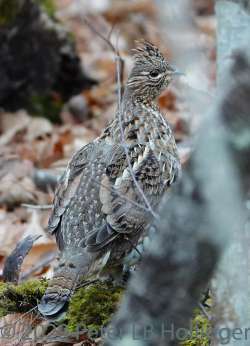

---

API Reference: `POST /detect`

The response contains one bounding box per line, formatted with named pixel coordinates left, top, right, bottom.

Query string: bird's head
left=126, top=41, right=182, bottom=102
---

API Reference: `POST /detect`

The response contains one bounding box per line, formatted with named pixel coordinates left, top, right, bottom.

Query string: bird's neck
left=106, top=88, right=166, bottom=146
left=118, top=87, right=158, bottom=127
left=121, top=86, right=156, bottom=111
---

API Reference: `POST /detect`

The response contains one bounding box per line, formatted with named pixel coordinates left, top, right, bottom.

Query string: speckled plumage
left=38, top=41, right=181, bottom=318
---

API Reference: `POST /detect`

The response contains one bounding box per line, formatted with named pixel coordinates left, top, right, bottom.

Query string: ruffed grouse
left=38, top=41, right=181, bottom=318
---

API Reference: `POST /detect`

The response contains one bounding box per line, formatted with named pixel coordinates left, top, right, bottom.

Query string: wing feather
left=47, top=143, right=93, bottom=249
left=86, top=144, right=162, bottom=252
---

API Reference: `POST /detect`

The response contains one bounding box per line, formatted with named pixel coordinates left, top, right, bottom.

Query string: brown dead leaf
left=18, top=210, right=57, bottom=277
left=62, top=125, right=97, bottom=157
left=17, top=131, right=64, bottom=169
left=0, top=174, right=36, bottom=208
left=174, top=117, right=190, bottom=142
left=0, top=312, right=40, bottom=346
left=0, top=155, right=32, bottom=179
left=0, top=111, right=30, bottom=147
left=84, top=83, right=116, bottom=109
left=0, top=116, right=72, bottom=168
left=0, top=210, right=27, bottom=257
left=103, top=0, right=156, bottom=23
left=57, top=126, right=74, bottom=146
left=21, top=243, right=57, bottom=278
left=158, top=89, right=177, bottom=111
left=26, top=117, right=53, bottom=142
left=0, top=207, right=56, bottom=280
left=0, top=156, right=52, bottom=208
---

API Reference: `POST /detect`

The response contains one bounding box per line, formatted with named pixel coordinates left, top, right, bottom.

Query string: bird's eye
left=149, top=70, right=160, bottom=78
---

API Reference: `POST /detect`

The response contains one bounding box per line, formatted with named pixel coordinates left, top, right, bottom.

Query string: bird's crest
left=132, top=40, right=166, bottom=65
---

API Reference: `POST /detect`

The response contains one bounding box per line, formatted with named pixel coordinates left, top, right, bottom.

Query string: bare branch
left=21, top=203, right=53, bottom=210
left=115, top=48, right=158, bottom=219
left=82, top=16, right=157, bottom=219
left=83, top=16, right=117, bottom=55
left=91, top=175, right=152, bottom=213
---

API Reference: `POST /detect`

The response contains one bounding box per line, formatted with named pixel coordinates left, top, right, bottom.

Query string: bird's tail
left=38, top=250, right=91, bottom=319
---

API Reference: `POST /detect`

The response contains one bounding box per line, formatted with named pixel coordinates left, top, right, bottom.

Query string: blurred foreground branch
left=104, top=50, right=250, bottom=345
left=212, top=2, right=250, bottom=344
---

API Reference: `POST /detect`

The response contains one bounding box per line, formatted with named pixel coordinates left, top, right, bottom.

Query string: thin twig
left=6, top=305, right=38, bottom=331
left=107, top=23, right=116, bottom=41
left=24, top=165, right=152, bottom=215
left=115, top=28, right=125, bottom=95
left=124, top=235, right=142, bottom=258
left=21, top=203, right=53, bottom=210
left=82, top=16, right=124, bottom=89
left=75, top=279, right=100, bottom=290
left=198, top=302, right=212, bottom=321
left=115, top=44, right=158, bottom=219
left=83, top=16, right=116, bottom=54
left=91, top=175, right=151, bottom=213
left=82, top=16, right=157, bottom=218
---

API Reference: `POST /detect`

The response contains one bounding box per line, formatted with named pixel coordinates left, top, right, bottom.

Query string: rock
left=0, top=0, right=96, bottom=114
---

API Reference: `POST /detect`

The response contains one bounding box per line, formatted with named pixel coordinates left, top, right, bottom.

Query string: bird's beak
left=170, top=66, right=185, bottom=77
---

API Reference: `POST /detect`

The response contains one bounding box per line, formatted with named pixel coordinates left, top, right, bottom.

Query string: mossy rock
left=0, top=279, right=48, bottom=317
left=67, top=283, right=124, bottom=333
left=0, top=0, right=56, bottom=26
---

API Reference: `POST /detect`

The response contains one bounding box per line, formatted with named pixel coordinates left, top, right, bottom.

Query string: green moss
left=181, top=309, right=211, bottom=346
left=29, top=94, right=63, bottom=123
left=34, top=0, right=56, bottom=17
left=0, top=279, right=123, bottom=331
left=67, top=282, right=123, bottom=333
left=0, top=279, right=48, bottom=317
